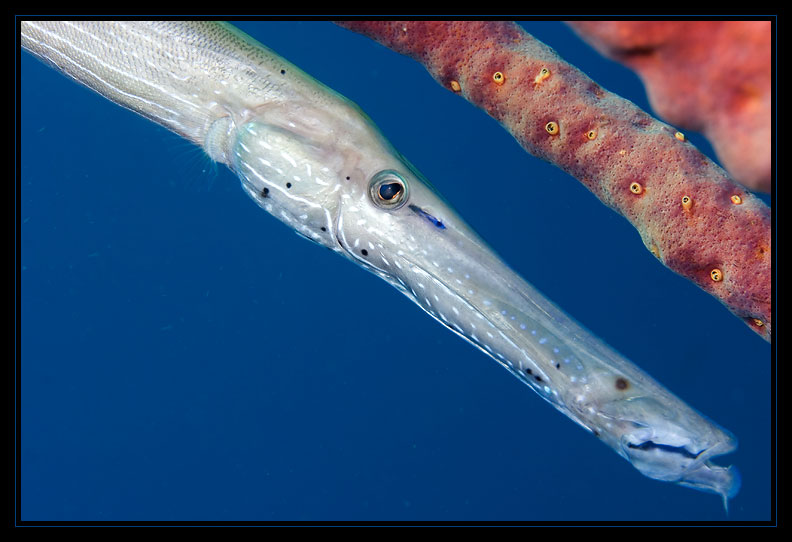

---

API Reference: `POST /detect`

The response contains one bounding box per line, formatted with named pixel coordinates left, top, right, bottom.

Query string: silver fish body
left=21, top=20, right=740, bottom=504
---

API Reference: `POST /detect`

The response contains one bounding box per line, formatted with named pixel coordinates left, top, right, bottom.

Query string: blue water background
left=20, top=21, right=772, bottom=522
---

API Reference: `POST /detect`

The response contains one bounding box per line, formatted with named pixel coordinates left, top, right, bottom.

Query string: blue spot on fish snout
left=408, top=204, right=445, bottom=229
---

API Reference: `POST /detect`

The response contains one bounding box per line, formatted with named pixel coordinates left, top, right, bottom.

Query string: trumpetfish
left=20, top=20, right=741, bottom=508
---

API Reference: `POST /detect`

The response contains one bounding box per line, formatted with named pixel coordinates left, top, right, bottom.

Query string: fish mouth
left=620, top=429, right=740, bottom=501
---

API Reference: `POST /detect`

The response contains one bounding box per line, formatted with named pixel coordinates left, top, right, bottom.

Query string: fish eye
left=369, top=170, right=409, bottom=210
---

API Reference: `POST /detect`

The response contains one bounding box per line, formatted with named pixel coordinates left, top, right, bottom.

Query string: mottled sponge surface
left=567, top=21, right=772, bottom=193
left=337, top=21, right=771, bottom=341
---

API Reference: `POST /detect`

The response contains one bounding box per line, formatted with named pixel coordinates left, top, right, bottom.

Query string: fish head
left=225, top=96, right=742, bottom=508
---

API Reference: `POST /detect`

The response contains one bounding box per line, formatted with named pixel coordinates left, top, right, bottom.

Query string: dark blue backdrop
left=19, top=20, right=772, bottom=522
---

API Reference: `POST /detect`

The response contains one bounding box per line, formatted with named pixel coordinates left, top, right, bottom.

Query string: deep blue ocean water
left=19, top=21, right=772, bottom=522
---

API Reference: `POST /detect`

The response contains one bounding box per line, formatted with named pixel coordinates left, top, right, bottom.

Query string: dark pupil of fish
left=379, top=182, right=402, bottom=201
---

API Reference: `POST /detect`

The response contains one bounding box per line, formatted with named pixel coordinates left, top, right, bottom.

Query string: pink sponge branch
left=336, top=21, right=771, bottom=341
left=567, top=21, right=772, bottom=194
